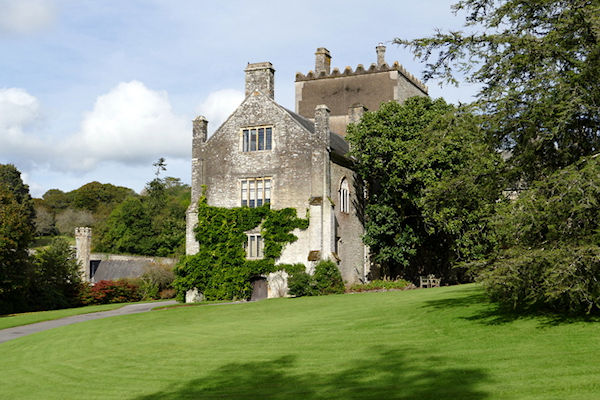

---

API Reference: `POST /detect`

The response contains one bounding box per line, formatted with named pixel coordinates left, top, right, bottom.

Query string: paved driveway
left=0, top=300, right=178, bottom=344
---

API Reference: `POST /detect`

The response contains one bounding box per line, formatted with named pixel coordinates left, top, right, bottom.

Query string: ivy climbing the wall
left=173, top=197, right=309, bottom=301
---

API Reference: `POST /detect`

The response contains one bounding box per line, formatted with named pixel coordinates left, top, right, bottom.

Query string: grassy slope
left=0, top=303, right=126, bottom=330
left=1, top=284, right=599, bottom=399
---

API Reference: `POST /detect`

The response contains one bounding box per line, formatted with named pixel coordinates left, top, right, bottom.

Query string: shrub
left=138, top=264, right=175, bottom=300
left=288, top=272, right=316, bottom=297
left=159, top=288, right=176, bottom=299
left=313, top=260, right=345, bottom=295
left=478, top=246, right=600, bottom=314
left=348, top=278, right=411, bottom=292
left=288, top=260, right=344, bottom=297
left=475, top=157, right=600, bottom=314
left=81, top=280, right=141, bottom=305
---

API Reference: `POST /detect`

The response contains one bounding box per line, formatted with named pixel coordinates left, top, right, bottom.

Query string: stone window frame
left=241, top=125, right=273, bottom=152
left=241, top=177, right=272, bottom=208
left=339, top=177, right=350, bottom=214
left=245, top=234, right=264, bottom=259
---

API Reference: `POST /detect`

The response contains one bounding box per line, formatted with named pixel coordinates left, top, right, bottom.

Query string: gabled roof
left=202, top=89, right=350, bottom=160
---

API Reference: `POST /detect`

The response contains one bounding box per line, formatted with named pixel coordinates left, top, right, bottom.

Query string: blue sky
left=0, top=0, right=477, bottom=197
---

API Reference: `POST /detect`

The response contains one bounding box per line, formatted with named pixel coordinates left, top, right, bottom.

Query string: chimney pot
left=376, top=43, right=386, bottom=67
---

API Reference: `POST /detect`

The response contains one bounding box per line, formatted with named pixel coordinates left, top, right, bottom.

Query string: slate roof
left=282, top=107, right=350, bottom=158
left=91, top=259, right=150, bottom=282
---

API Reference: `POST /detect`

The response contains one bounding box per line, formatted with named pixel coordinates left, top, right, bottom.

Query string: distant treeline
left=34, top=177, right=190, bottom=257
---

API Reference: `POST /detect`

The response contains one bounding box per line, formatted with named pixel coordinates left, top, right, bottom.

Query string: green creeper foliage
left=173, top=198, right=308, bottom=301
left=397, top=0, right=600, bottom=182
left=346, top=97, right=503, bottom=283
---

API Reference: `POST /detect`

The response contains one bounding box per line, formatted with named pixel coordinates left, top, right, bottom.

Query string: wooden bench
left=420, top=275, right=441, bottom=288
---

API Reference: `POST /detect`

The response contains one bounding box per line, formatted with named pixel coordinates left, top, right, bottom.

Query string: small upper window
left=242, top=126, right=272, bottom=152
left=245, top=234, right=264, bottom=259
left=340, top=178, right=350, bottom=214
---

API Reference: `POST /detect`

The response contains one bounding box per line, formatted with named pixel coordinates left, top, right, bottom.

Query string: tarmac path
left=0, top=300, right=178, bottom=344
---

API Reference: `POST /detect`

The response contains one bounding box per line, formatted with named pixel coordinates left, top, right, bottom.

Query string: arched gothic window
left=340, top=178, right=350, bottom=214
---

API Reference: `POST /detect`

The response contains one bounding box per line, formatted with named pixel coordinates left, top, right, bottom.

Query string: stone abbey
left=186, top=45, right=428, bottom=298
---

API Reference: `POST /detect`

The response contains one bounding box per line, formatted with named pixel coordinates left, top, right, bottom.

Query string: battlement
left=296, top=60, right=428, bottom=94
left=75, top=227, right=92, bottom=237
left=296, top=44, right=427, bottom=94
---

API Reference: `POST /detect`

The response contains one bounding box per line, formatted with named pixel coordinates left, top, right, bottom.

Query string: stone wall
left=330, top=162, right=367, bottom=283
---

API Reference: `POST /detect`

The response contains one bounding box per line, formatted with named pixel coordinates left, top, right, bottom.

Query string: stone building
left=75, top=227, right=176, bottom=283
left=186, top=45, right=427, bottom=298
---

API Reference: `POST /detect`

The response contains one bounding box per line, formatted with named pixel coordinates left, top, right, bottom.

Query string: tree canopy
left=347, top=97, right=503, bottom=282
left=0, top=165, right=36, bottom=314
left=397, top=0, right=600, bottom=181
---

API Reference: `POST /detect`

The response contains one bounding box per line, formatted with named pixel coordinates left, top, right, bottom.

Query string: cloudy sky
left=0, top=0, right=477, bottom=197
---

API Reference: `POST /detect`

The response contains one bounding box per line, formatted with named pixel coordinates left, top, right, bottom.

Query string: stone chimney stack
left=315, top=47, right=331, bottom=75
left=193, top=116, right=208, bottom=144
left=314, top=104, right=331, bottom=145
left=245, top=62, right=275, bottom=99
left=376, top=43, right=386, bottom=67
left=348, top=103, right=367, bottom=125
left=75, top=227, right=92, bottom=282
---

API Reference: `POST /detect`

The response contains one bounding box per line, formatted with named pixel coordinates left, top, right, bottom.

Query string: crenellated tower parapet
left=295, top=44, right=429, bottom=135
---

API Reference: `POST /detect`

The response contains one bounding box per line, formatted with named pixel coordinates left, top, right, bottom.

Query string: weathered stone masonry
left=186, top=45, right=428, bottom=297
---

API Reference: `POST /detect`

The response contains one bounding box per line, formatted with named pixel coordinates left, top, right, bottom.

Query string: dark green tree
left=474, top=156, right=600, bottom=313
left=94, top=163, right=190, bottom=257
left=28, top=238, right=83, bottom=311
left=397, top=0, right=600, bottom=182
left=69, top=181, right=135, bottom=212
left=347, top=97, right=503, bottom=282
left=0, top=164, right=35, bottom=226
left=0, top=165, right=35, bottom=314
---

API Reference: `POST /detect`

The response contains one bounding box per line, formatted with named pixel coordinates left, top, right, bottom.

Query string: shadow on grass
left=422, top=286, right=600, bottom=327
left=133, top=348, right=489, bottom=400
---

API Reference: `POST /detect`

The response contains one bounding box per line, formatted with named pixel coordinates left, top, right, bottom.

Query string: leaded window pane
left=243, top=130, right=249, bottom=152
left=266, top=127, right=272, bottom=150
left=250, top=129, right=257, bottom=151
left=258, top=128, right=264, bottom=150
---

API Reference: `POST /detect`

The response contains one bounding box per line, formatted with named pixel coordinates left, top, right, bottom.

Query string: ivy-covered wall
left=173, top=198, right=308, bottom=301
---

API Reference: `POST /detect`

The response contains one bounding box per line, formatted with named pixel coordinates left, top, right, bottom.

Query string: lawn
left=0, top=303, right=127, bottom=330
left=1, top=284, right=599, bottom=399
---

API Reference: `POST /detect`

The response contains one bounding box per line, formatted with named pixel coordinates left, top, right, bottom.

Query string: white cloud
left=196, top=89, right=244, bottom=136
left=0, top=0, right=56, bottom=34
left=63, top=81, right=189, bottom=170
left=0, top=88, right=46, bottom=162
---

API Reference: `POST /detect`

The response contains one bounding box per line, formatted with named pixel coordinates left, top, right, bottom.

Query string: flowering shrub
left=80, top=280, right=141, bottom=305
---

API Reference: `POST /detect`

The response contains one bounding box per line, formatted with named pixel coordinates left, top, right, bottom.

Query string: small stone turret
left=245, top=62, right=275, bottom=99
left=75, top=227, right=92, bottom=281
left=315, top=47, right=331, bottom=75
left=376, top=43, right=386, bottom=67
